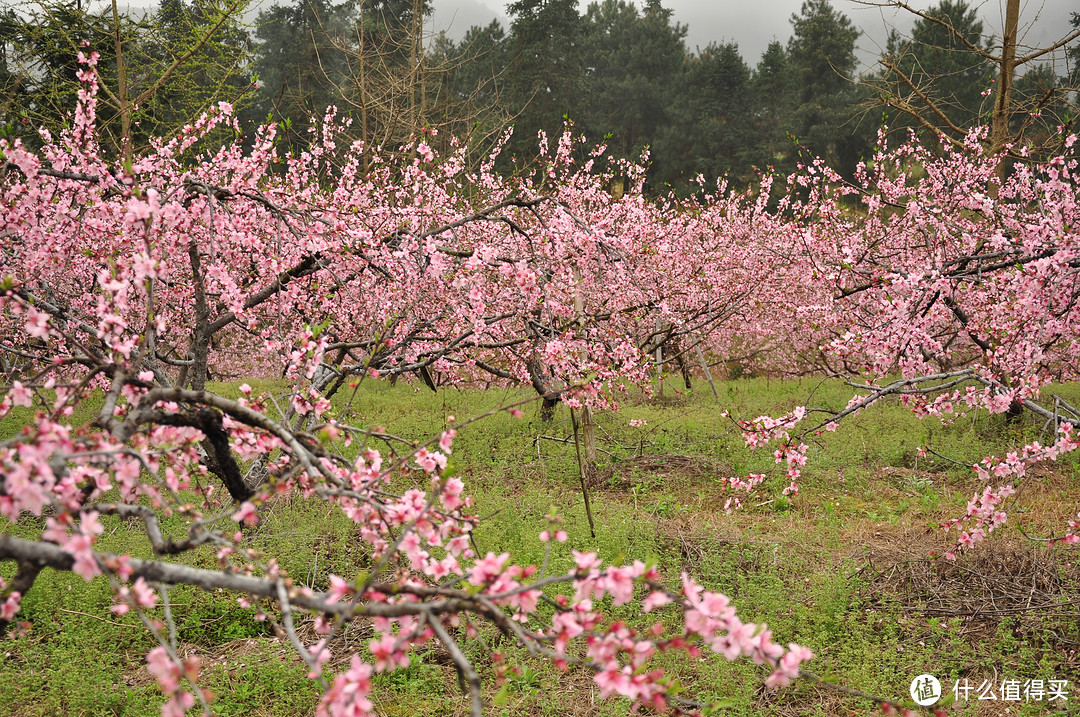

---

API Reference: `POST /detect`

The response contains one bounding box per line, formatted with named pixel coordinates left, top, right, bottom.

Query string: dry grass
left=592, top=453, right=726, bottom=489
left=859, top=542, right=1080, bottom=633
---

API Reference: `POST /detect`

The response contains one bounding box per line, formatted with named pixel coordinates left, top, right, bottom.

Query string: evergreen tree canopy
left=578, top=0, right=687, bottom=161
left=504, top=0, right=585, bottom=158
left=1, top=0, right=250, bottom=155
left=684, top=41, right=755, bottom=181
left=787, top=0, right=864, bottom=172
left=750, top=40, right=797, bottom=173
left=248, top=0, right=355, bottom=145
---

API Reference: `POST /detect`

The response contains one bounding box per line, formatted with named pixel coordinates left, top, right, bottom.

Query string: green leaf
left=310, top=317, right=332, bottom=338
left=701, top=698, right=738, bottom=714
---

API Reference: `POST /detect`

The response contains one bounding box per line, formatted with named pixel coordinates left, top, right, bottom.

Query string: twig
left=428, top=615, right=485, bottom=717
left=57, top=608, right=143, bottom=630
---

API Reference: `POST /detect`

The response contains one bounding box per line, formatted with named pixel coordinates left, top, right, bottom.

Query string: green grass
left=3, top=376, right=1079, bottom=715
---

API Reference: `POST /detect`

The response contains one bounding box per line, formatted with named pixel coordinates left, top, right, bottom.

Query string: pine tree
left=504, top=0, right=584, bottom=161
left=787, top=0, right=863, bottom=173
left=577, top=0, right=687, bottom=164
left=750, top=40, right=796, bottom=174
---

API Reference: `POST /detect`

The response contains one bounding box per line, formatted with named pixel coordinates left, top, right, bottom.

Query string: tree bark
left=573, top=266, right=595, bottom=472
left=580, top=405, right=596, bottom=476
left=695, top=340, right=719, bottom=399
left=990, top=0, right=1020, bottom=188
left=654, top=317, right=664, bottom=397
left=527, top=353, right=558, bottom=422
left=111, top=0, right=132, bottom=165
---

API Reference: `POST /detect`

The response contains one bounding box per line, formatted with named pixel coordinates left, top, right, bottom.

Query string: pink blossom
left=594, top=666, right=632, bottom=699
left=231, top=501, right=259, bottom=526
left=571, top=550, right=602, bottom=572
left=9, top=382, right=32, bottom=408
left=642, top=590, right=671, bottom=612
left=368, top=634, right=409, bottom=672
left=24, top=308, right=50, bottom=339
left=124, top=197, right=153, bottom=224
left=0, top=592, right=22, bottom=621
left=131, top=577, right=157, bottom=608
left=146, top=647, right=181, bottom=694
left=307, top=639, right=332, bottom=679
left=438, top=429, right=456, bottom=453
left=317, top=655, right=374, bottom=717
left=161, top=692, right=195, bottom=717
left=468, top=552, right=509, bottom=586
left=604, top=565, right=635, bottom=604
left=63, top=533, right=100, bottom=581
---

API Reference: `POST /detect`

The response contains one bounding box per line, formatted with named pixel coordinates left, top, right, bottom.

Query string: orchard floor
left=2, top=377, right=1080, bottom=716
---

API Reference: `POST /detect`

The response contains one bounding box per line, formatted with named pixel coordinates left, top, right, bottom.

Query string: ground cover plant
left=1, top=54, right=1079, bottom=716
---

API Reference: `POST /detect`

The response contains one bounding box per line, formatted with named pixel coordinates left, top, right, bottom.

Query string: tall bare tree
left=2, top=0, right=252, bottom=160
left=863, top=0, right=1080, bottom=179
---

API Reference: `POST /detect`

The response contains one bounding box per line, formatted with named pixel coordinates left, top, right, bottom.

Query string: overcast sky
left=427, top=0, right=1078, bottom=72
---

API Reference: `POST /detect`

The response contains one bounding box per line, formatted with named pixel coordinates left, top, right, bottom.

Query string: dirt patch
left=759, top=681, right=859, bottom=717
left=655, top=517, right=745, bottom=574
left=120, top=637, right=304, bottom=690
left=649, top=511, right=800, bottom=578
left=540, top=670, right=602, bottom=717
left=842, top=520, right=945, bottom=561
left=592, top=453, right=726, bottom=490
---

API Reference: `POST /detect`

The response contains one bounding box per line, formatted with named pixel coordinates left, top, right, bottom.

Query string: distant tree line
left=2, top=0, right=1076, bottom=191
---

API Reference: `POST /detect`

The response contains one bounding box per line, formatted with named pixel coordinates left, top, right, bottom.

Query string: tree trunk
left=990, top=0, right=1019, bottom=187
left=695, top=340, right=719, bottom=399
left=570, top=408, right=596, bottom=538
left=1006, top=398, right=1025, bottom=424
left=654, top=317, right=664, bottom=397
left=580, top=405, right=596, bottom=477
left=111, top=0, right=132, bottom=164
left=572, top=266, right=595, bottom=472
left=187, top=241, right=211, bottom=391
left=673, top=339, right=691, bottom=390
left=539, top=396, right=558, bottom=422
left=528, top=353, right=559, bottom=422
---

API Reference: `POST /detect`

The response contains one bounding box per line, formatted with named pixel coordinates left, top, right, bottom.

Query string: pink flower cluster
left=729, top=407, right=808, bottom=497
left=317, top=656, right=375, bottom=717
left=0, top=574, right=22, bottom=623
left=942, top=423, right=1080, bottom=558
left=146, top=647, right=199, bottom=717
